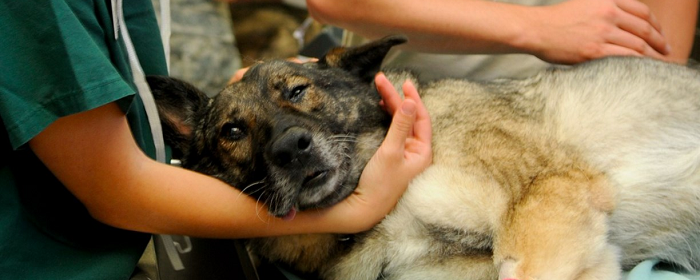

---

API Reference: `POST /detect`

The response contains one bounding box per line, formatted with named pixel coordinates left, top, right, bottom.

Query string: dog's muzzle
left=270, top=126, right=313, bottom=167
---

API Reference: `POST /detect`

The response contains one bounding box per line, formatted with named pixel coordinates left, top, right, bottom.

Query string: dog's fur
left=148, top=36, right=700, bottom=280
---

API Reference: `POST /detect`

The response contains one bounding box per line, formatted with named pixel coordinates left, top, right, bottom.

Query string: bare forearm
left=99, top=159, right=327, bottom=238
left=308, top=0, right=532, bottom=54
left=29, top=103, right=346, bottom=239
left=308, top=0, right=672, bottom=64
left=640, top=0, right=697, bottom=63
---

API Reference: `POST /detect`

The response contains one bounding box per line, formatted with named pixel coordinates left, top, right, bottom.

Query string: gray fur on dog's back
left=540, top=58, right=700, bottom=269
left=327, top=56, right=700, bottom=279
left=411, top=57, right=700, bottom=272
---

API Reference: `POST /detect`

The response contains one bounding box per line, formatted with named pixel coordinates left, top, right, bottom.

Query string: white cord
left=159, top=0, right=171, bottom=72
left=112, top=0, right=167, bottom=164
left=112, top=1, right=189, bottom=273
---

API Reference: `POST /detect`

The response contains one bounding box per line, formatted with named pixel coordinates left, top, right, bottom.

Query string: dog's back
left=336, top=57, right=700, bottom=280
left=534, top=58, right=700, bottom=269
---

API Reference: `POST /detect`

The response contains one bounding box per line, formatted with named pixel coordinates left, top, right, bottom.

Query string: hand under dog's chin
left=299, top=172, right=356, bottom=210
left=268, top=168, right=357, bottom=218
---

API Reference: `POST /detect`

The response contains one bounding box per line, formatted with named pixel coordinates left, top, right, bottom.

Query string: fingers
left=375, top=73, right=431, bottom=149
left=598, top=44, right=644, bottom=59
left=288, top=57, right=318, bottom=63
left=537, top=0, right=672, bottom=64
left=614, top=0, right=669, bottom=56
left=228, top=58, right=315, bottom=85
left=375, top=72, right=403, bottom=114
left=605, top=28, right=665, bottom=60
left=382, top=99, right=417, bottom=155
left=615, top=0, right=662, bottom=33
left=401, top=79, right=431, bottom=144
left=228, top=67, right=248, bottom=84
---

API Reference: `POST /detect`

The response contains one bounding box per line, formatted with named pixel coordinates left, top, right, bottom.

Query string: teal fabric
left=0, top=0, right=167, bottom=279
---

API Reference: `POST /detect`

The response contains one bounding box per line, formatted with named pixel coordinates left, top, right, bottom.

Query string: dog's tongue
left=282, top=207, right=297, bottom=221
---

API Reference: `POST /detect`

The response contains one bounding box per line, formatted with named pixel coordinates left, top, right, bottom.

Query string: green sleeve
left=0, top=0, right=167, bottom=149
left=0, top=1, right=167, bottom=279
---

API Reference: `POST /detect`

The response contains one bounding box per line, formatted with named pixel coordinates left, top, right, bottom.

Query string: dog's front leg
left=321, top=228, right=390, bottom=280
left=492, top=169, right=620, bottom=280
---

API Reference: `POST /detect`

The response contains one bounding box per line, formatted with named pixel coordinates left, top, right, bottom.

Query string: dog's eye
left=220, top=123, right=247, bottom=141
left=285, top=85, right=308, bottom=102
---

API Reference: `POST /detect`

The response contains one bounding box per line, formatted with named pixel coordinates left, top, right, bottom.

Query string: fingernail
left=666, top=43, right=672, bottom=54
left=375, top=72, right=386, bottom=81
left=401, top=101, right=416, bottom=115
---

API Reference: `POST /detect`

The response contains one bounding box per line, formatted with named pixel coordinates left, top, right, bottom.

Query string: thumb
left=383, top=99, right=417, bottom=150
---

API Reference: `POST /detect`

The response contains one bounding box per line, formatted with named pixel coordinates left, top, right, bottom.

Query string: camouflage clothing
left=152, top=0, right=241, bottom=97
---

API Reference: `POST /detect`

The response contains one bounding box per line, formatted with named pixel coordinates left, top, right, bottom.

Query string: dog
left=148, top=35, right=700, bottom=280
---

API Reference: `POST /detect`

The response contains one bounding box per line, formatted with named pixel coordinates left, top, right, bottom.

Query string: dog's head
left=149, top=35, right=407, bottom=218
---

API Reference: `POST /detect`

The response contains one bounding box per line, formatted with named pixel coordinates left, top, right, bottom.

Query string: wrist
left=286, top=204, right=363, bottom=234
left=506, top=5, right=548, bottom=57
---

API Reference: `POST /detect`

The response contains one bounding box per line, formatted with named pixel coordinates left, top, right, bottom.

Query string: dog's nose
left=270, top=127, right=313, bottom=167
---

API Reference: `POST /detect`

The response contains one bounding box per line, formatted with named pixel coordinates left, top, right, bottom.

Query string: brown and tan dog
left=149, top=36, right=700, bottom=280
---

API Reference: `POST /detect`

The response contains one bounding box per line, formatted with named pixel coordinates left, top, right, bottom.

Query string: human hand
left=228, top=67, right=248, bottom=85
left=228, top=57, right=315, bottom=85
left=526, top=0, right=669, bottom=64
left=327, top=73, right=432, bottom=233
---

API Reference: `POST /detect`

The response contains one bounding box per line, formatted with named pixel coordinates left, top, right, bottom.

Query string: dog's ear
left=147, top=75, right=209, bottom=158
left=319, top=35, right=407, bottom=83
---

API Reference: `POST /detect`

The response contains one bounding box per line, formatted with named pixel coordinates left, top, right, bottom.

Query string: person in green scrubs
left=0, top=1, right=432, bottom=279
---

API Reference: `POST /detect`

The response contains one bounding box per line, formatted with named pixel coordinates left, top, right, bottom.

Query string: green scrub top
left=0, top=1, right=168, bottom=279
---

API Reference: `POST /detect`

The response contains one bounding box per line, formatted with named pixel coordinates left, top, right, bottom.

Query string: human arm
left=28, top=75, right=430, bottom=238
left=307, top=0, right=673, bottom=64
left=639, top=0, right=697, bottom=63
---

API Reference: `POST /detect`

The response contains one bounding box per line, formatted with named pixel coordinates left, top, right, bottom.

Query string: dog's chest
left=371, top=165, right=508, bottom=272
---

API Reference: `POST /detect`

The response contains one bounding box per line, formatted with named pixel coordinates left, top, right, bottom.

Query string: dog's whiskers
left=332, top=140, right=357, bottom=145
left=270, top=192, right=279, bottom=218
left=255, top=190, right=270, bottom=223
left=329, top=135, right=357, bottom=143
left=237, top=177, right=268, bottom=200
left=330, top=135, right=357, bottom=139
left=329, top=134, right=357, bottom=139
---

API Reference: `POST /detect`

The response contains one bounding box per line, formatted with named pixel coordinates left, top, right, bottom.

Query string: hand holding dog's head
left=149, top=35, right=408, bottom=218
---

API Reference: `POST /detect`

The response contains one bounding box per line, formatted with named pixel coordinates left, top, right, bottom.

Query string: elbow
left=85, top=203, right=132, bottom=231
left=81, top=193, right=155, bottom=233
left=86, top=204, right=160, bottom=234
